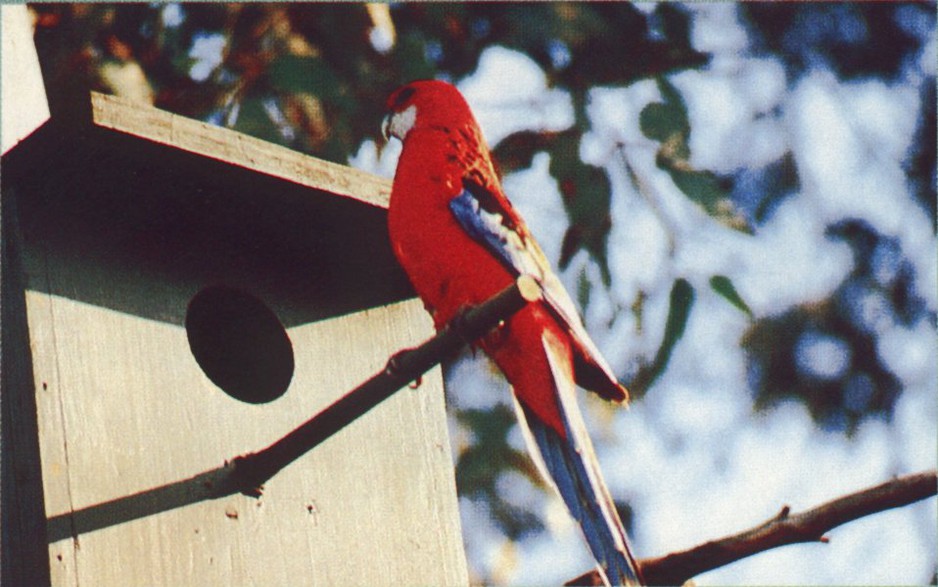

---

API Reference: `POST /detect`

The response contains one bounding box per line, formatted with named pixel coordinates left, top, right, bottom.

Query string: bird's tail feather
left=512, top=333, right=642, bottom=586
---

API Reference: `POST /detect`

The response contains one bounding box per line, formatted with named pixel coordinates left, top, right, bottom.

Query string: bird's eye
left=391, top=86, right=416, bottom=110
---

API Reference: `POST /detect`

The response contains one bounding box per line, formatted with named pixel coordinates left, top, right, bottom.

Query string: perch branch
left=47, top=276, right=541, bottom=540
left=567, top=469, right=937, bottom=586
left=225, top=275, right=542, bottom=497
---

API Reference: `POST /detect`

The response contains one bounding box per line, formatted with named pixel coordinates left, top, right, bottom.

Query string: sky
left=351, top=4, right=936, bottom=585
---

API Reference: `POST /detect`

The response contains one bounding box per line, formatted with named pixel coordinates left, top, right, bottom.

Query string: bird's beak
left=381, top=105, right=415, bottom=142
left=381, top=113, right=392, bottom=141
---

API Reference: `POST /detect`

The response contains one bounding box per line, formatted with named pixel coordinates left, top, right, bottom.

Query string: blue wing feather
left=449, top=189, right=519, bottom=272
left=449, top=183, right=629, bottom=404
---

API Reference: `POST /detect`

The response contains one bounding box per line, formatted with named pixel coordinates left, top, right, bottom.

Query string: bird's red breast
left=385, top=80, right=626, bottom=437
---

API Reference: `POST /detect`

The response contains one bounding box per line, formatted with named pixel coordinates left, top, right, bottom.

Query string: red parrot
left=383, top=80, right=642, bottom=586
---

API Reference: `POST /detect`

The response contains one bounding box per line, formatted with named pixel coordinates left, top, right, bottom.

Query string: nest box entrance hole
left=185, top=286, right=294, bottom=404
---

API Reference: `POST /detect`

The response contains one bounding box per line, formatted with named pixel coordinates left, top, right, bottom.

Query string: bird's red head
left=382, top=80, right=477, bottom=142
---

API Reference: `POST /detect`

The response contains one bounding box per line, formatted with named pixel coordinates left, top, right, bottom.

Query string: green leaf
left=668, top=168, right=723, bottom=207
left=669, top=169, right=753, bottom=234
left=639, top=77, right=689, bottom=142
left=396, top=30, right=439, bottom=82
left=630, top=278, right=695, bottom=393
left=660, top=277, right=695, bottom=362
left=709, top=275, right=753, bottom=318
left=656, top=76, right=687, bottom=112
left=639, top=102, right=682, bottom=142
left=548, top=135, right=614, bottom=285
left=576, top=266, right=592, bottom=311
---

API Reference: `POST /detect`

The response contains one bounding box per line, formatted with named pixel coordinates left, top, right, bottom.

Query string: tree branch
left=567, top=470, right=937, bottom=586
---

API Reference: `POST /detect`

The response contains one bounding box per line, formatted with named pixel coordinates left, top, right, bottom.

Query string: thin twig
left=567, top=470, right=937, bottom=586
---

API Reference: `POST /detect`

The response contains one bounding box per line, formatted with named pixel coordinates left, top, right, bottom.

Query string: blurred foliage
left=731, top=151, right=802, bottom=225
left=27, top=2, right=936, bottom=564
left=31, top=2, right=709, bottom=281
left=742, top=3, right=927, bottom=81
left=745, top=219, right=934, bottom=435
left=639, top=77, right=752, bottom=234
left=909, top=82, right=937, bottom=229
left=736, top=4, right=935, bottom=435
left=455, top=405, right=543, bottom=539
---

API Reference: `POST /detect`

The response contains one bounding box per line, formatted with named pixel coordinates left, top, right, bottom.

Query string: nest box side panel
left=2, top=193, right=51, bottom=584
left=28, top=286, right=467, bottom=585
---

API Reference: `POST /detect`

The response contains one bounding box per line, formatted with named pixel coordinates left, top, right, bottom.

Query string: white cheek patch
left=388, top=104, right=417, bottom=139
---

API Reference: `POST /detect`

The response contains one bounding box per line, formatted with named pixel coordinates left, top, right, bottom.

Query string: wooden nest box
left=2, top=6, right=467, bottom=586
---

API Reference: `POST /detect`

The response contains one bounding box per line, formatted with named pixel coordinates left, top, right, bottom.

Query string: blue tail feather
left=520, top=402, right=641, bottom=586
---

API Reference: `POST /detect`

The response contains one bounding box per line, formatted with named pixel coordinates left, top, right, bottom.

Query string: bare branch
left=567, top=470, right=937, bottom=586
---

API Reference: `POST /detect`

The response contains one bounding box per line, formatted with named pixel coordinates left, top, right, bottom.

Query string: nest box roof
left=2, top=92, right=414, bottom=327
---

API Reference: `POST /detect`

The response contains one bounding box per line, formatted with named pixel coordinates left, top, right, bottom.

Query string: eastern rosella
left=383, top=80, right=642, bottom=586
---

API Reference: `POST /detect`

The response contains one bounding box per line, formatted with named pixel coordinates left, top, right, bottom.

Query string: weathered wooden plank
left=29, top=288, right=467, bottom=586
left=2, top=187, right=52, bottom=586
left=1, top=5, right=51, bottom=155
left=2, top=6, right=53, bottom=584
left=89, top=92, right=392, bottom=209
